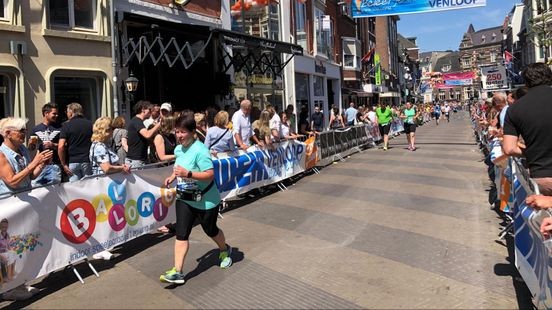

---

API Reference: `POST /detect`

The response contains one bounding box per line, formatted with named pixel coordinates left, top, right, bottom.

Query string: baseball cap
left=160, top=102, right=172, bottom=112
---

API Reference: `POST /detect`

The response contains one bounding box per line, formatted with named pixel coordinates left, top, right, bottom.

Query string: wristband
left=187, top=171, right=193, bottom=178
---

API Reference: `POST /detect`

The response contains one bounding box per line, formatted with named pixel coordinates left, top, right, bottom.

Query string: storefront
left=294, top=56, right=341, bottom=129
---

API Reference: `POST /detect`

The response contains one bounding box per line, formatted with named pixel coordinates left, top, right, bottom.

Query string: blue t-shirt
left=434, top=105, right=441, bottom=114
left=174, top=140, right=220, bottom=210
left=345, top=107, right=358, bottom=123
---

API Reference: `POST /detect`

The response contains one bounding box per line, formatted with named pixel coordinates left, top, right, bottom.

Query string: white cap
left=160, top=102, right=172, bottom=112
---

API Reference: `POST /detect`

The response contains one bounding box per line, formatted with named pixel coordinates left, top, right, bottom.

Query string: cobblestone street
left=3, top=114, right=531, bottom=309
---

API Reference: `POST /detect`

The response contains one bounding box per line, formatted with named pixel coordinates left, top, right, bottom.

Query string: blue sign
left=444, top=79, right=473, bottom=86
left=351, top=0, right=487, bottom=18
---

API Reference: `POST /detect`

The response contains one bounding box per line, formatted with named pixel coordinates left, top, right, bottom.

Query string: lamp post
left=124, top=74, right=139, bottom=113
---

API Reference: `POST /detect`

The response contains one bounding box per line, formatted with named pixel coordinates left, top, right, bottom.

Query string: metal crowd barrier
left=318, top=124, right=375, bottom=164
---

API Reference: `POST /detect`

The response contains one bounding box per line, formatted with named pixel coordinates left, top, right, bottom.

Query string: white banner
left=0, top=167, right=176, bottom=293
left=481, top=65, right=508, bottom=90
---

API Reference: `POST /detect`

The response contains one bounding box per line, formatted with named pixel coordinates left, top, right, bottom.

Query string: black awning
left=211, top=28, right=303, bottom=56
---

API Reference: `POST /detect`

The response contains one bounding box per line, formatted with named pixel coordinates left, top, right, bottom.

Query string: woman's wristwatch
left=187, top=171, right=193, bottom=178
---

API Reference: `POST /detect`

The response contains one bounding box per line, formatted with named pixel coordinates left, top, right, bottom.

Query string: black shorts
left=435, top=113, right=441, bottom=119
left=175, top=199, right=220, bottom=241
left=379, top=123, right=391, bottom=135
left=404, top=123, right=417, bottom=134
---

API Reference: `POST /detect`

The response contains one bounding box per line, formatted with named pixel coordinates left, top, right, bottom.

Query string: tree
left=527, top=0, right=552, bottom=63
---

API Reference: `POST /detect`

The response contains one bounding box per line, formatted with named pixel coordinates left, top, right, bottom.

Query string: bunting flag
left=504, top=50, right=514, bottom=64
left=361, top=47, right=376, bottom=63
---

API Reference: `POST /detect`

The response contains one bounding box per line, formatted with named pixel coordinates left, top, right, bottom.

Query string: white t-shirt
left=231, top=109, right=253, bottom=146
left=367, top=111, right=377, bottom=124
left=280, top=122, right=290, bottom=138
left=270, top=114, right=282, bottom=138
left=444, top=106, right=451, bottom=113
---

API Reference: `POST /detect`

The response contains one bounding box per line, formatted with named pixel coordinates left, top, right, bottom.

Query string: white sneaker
left=92, top=250, right=113, bottom=260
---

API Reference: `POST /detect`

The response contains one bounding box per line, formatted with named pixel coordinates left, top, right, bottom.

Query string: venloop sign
left=351, top=0, right=486, bottom=18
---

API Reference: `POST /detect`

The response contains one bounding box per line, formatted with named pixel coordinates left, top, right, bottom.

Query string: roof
left=468, top=26, right=503, bottom=47
left=398, top=33, right=418, bottom=49
left=433, top=52, right=461, bottom=73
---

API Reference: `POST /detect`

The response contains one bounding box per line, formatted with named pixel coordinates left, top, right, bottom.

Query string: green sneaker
left=219, top=245, right=233, bottom=269
left=160, top=267, right=185, bottom=284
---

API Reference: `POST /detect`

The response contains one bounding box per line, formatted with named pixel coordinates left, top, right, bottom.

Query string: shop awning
left=343, top=88, right=372, bottom=97
left=213, top=28, right=303, bottom=76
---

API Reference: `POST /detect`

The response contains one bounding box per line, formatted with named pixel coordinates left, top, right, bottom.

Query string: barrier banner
left=0, top=167, right=176, bottom=293
left=390, top=118, right=404, bottom=135
left=304, top=136, right=319, bottom=170
left=212, top=140, right=307, bottom=199
left=351, top=0, right=486, bottom=18
left=511, top=159, right=552, bottom=309
left=367, top=123, right=382, bottom=142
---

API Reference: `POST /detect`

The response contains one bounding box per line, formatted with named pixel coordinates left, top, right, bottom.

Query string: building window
left=315, top=8, right=334, bottom=59
left=49, top=0, right=96, bottom=30
left=439, top=90, right=445, bottom=101
left=313, top=75, right=324, bottom=97
left=52, top=75, right=102, bottom=122
left=340, top=3, right=352, bottom=17
left=294, top=0, right=307, bottom=51
left=343, top=38, right=360, bottom=70
left=490, top=51, right=496, bottom=63
left=0, top=73, right=14, bottom=118
left=462, top=58, right=471, bottom=67
left=231, top=0, right=280, bottom=41
left=481, top=35, right=486, bottom=43
left=0, top=0, right=5, bottom=19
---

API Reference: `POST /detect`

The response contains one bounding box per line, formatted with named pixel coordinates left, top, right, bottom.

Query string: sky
left=397, top=0, right=522, bottom=52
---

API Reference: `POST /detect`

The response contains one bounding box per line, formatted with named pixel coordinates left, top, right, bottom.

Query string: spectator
left=58, top=103, right=93, bottom=181
left=266, top=104, right=281, bottom=141
left=232, top=99, right=262, bottom=151
left=286, top=104, right=297, bottom=134
left=153, top=115, right=177, bottom=162
left=205, top=111, right=235, bottom=154
left=254, top=110, right=273, bottom=147
left=29, top=103, right=62, bottom=186
left=111, top=116, right=128, bottom=164
left=492, top=91, right=508, bottom=129
left=126, top=100, right=161, bottom=168
left=0, top=117, right=52, bottom=194
left=90, top=117, right=131, bottom=176
left=205, top=106, right=219, bottom=128
left=515, top=86, right=529, bottom=101
left=329, top=106, right=344, bottom=130
left=344, top=102, right=358, bottom=126
left=143, top=103, right=161, bottom=129
left=280, top=111, right=302, bottom=140
left=160, top=113, right=232, bottom=284
left=298, top=105, right=314, bottom=136
left=504, top=63, right=552, bottom=195
left=160, top=102, right=172, bottom=119
left=194, top=113, right=207, bottom=143
left=367, top=106, right=378, bottom=125
left=311, top=104, right=324, bottom=133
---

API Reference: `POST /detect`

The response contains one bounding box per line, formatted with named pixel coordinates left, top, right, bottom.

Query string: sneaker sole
left=160, top=276, right=185, bottom=284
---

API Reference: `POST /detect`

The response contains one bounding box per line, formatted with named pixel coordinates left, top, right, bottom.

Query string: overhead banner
left=351, top=0, right=487, bottom=18
left=442, top=71, right=475, bottom=80
left=444, top=79, right=473, bottom=86
left=481, top=65, right=508, bottom=90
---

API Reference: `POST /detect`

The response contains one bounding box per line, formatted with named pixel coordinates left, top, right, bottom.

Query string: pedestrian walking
left=160, top=113, right=232, bottom=284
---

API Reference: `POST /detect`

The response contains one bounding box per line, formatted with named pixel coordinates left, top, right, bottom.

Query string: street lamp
left=124, top=73, right=139, bottom=112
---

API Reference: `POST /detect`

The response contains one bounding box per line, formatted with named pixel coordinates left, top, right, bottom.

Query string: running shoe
left=160, top=267, right=185, bottom=284
left=219, top=245, right=233, bottom=269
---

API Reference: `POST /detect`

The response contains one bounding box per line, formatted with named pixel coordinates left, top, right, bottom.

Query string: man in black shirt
left=503, top=62, right=552, bottom=196
left=58, top=103, right=93, bottom=182
left=29, top=103, right=62, bottom=185
left=126, top=100, right=161, bottom=168
left=311, top=104, right=324, bottom=133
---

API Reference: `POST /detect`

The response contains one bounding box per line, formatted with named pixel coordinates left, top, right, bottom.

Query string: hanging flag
left=361, top=47, right=375, bottom=63
left=504, top=50, right=514, bottom=64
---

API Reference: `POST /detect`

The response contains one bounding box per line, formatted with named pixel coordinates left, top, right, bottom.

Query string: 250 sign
left=486, top=73, right=503, bottom=82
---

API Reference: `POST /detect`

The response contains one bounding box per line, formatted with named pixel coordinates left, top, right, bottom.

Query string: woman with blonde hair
left=253, top=110, right=273, bottom=147
left=194, top=113, right=207, bottom=143
left=90, top=117, right=131, bottom=176
left=205, top=111, right=235, bottom=154
left=153, top=115, right=177, bottom=162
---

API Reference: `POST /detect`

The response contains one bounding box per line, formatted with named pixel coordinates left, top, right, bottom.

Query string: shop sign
left=315, top=61, right=326, bottom=74
left=250, top=74, right=273, bottom=85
